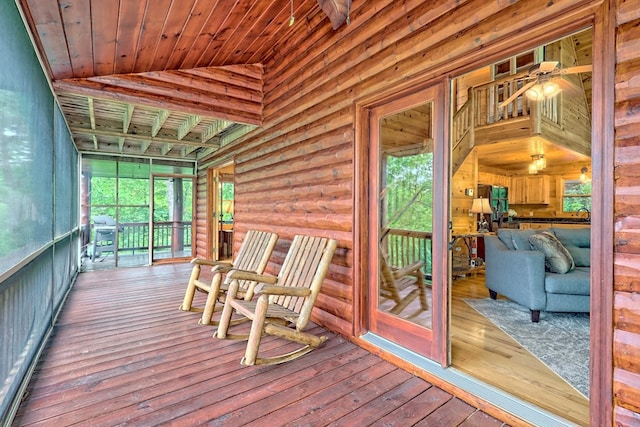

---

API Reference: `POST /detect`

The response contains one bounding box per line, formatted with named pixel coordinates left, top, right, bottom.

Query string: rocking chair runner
left=180, top=229, right=278, bottom=326
left=215, top=235, right=338, bottom=366
left=379, top=247, right=429, bottom=317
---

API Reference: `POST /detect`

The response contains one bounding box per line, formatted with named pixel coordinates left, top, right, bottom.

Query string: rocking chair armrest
left=190, top=258, right=233, bottom=269
left=254, top=284, right=312, bottom=297
left=393, top=260, right=425, bottom=278
left=227, top=270, right=278, bottom=284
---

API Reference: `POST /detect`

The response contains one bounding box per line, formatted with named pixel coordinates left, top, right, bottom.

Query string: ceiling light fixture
left=525, top=75, right=561, bottom=102
left=580, top=167, right=589, bottom=183
left=529, top=154, right=546, bottom=174
left=289, top=0, right=295, bottom=26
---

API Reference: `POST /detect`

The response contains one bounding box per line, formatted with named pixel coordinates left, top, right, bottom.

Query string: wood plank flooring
left=450, top=274, right=590, bottom=427
left=13, top=263, right=506, bottom=427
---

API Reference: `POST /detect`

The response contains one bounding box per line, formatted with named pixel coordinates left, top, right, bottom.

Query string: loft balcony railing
left=451, top=74, right=561, bottom=173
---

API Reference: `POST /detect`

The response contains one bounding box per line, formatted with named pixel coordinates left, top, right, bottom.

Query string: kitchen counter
left=514, top=217, right=590, bottom=224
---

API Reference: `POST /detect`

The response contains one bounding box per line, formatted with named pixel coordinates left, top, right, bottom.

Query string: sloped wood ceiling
left=17, top=0, right=351, bottom=160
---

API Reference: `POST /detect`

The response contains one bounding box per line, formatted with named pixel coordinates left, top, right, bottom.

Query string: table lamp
left=470, top=197, right=492, bottom=232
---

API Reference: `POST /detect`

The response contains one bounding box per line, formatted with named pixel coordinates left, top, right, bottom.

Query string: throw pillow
left=528, top=231, right=575, bottom=274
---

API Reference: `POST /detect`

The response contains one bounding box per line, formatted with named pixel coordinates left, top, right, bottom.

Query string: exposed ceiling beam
left=152, top=110, right=170, bottom=137
left=87, top=97, right=96, bottom=129
left=70, top=126, right=220, bottom=149
left=201, top=120, right=234, bottom=143
left=178, top=115, right=202, bottom=140
left=123, top=104, right=134, bottom=133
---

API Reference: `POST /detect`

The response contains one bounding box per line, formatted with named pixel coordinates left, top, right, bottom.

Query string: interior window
left=563, top=179, right=591, bottom=212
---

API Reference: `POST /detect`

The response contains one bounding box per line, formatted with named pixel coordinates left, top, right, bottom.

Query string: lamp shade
left=470, top=198, right=492, bottom=214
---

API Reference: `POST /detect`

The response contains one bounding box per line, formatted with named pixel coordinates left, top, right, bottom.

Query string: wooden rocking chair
left=180, top=229, right=278, bottom=326
left=379, top=246, right=429, bottom=317
left=215, top=235, right=338, bottom=366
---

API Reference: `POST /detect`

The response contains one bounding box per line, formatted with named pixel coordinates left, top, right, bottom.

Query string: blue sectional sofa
left=483, top=227, right=591, bottom=322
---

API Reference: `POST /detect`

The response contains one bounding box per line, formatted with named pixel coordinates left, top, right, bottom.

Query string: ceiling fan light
left=525, top=84, right=543, bottom=101
left=542, top=81, right=560, bottom=97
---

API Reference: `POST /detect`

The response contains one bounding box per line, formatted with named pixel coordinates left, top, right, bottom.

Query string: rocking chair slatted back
left=231, top=230, right=279, bottom=284
left=272, top=235, right=334, bottom=328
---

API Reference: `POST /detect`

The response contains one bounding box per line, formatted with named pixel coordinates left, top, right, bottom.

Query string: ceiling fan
left=498, top=61, right=592, bottom=108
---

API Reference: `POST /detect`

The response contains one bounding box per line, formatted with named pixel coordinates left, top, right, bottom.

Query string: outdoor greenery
left=88, top=172, right=194, bottom=253
left=384, top=152, right=434, bottom=232
left=383, top=151, right=434, bottom=274
left=563, top=179, right=592, bottom=212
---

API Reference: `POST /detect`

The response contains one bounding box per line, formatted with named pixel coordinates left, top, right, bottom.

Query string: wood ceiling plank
left=90, top=0, right=119, bottom=76
left=60, top=0, right=94, bottom=77
left=197, top=0, right=255, bottom=67
left=147, top=0, right=198, bottom=71
left=164, top=0, right=220, bottom=70
left=250, top=1, right=322, bottom=66
left=20, top=0, right=73, bottom=79
left=181, top=67, right=262, bottom=93
left=114, top=0, right=147, bottom=74
left=209, top=0, right=277, bottom=65
left=132, top=0, right=174, bottom=72
left=179, top=0, right=239, bottom=69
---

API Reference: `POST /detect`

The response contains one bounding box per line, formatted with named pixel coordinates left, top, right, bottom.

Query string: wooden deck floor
left=14, top=263, right=506, bottom=427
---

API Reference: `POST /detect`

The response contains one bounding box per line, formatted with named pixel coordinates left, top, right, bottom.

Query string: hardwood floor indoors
left=450, top=273, right=589, bottom=426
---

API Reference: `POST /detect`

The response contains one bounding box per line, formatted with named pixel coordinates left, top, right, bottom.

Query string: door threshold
left=361, top=333, right=579, bottom=427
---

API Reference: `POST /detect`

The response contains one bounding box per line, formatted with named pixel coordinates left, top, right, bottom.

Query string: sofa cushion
left=497, top=229, right=538, bottom=250
left=565, top=246, right=590, bottom=267
left=545, top=267, right=590, bottom=295
left=552, top=227, right=590, bottom=247
left=552, top=227, right=590, bottom=267
left=529, top=231, right=575, bottom=274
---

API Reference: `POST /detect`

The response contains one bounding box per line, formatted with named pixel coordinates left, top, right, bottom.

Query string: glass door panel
left=151, top=175, right=194, bottom=262
left=368, top=84, right=447, bottom=362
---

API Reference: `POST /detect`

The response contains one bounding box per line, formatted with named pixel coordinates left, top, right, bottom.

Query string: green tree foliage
left=384, top=152, right=434, bottom=232
left=563, top=180, right=591, bottom=212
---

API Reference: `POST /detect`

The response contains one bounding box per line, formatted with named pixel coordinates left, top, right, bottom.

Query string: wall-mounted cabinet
left=509, top=175, right=550, bottom=204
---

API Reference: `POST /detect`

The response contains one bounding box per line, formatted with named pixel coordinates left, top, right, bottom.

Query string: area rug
left=464, top=298, right=590, bottom=398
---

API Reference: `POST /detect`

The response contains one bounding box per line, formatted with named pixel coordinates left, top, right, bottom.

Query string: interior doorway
left=209, top=163, right=234, bottom=261
left=448, top=28, right=593, bottom=426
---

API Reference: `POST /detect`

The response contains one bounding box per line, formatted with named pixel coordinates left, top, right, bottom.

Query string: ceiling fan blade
left=558, top=64, right=592, bottom=74
left=554, top=77, right=582, bottom=97
left=538, top=61, right=559, bottom=73
left=499, top=81, right=537, bottom=108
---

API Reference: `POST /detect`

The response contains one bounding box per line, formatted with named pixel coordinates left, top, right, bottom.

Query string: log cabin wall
left=196, top=0, right=640, bottom=422
left=613, top=0, right=640, bottom=423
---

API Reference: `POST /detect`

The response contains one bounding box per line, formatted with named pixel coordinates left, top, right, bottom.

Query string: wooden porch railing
left=92, top=221, right=192, bottom=254
left=385, top=228, right=432, bottom=279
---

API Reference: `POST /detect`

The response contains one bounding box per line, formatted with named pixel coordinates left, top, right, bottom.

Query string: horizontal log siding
left=199, top=0, right=606, bottom=339
left=614, top=0, right=640, bottom=423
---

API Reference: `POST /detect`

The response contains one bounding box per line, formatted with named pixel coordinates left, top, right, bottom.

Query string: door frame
left=354, top=4, right=614, bottom=424
left=355, top=80, right=449, bottom=366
